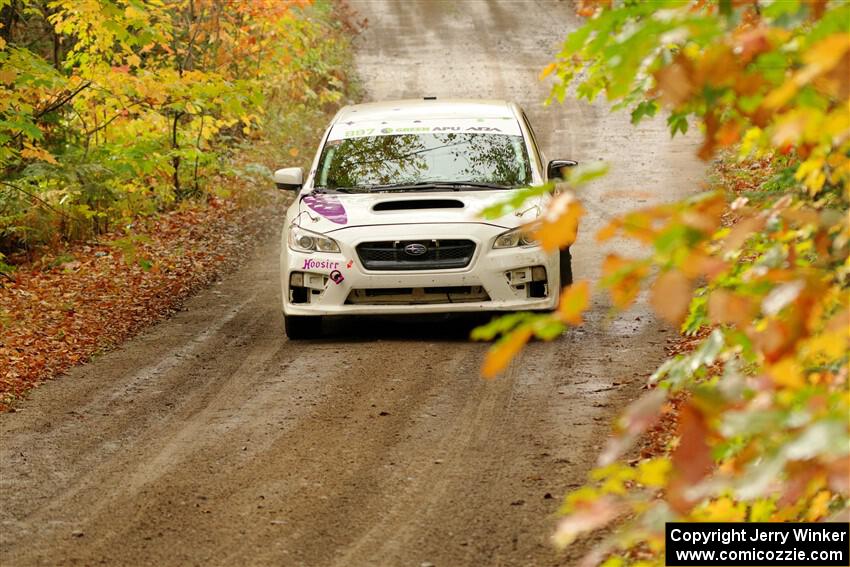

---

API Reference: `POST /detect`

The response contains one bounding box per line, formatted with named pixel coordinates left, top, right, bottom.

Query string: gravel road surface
left=0, top=1, right=703, bottom=565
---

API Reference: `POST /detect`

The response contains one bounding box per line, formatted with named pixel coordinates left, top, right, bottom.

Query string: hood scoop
left=373, top=199, right=465, bottom=212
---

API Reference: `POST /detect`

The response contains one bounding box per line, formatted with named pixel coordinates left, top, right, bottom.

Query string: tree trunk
left=172, top=112, right=183, bottom=198
left=0, top=1, right=16, bottom=44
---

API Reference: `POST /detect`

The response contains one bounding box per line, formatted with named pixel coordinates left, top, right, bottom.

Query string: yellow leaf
left=539, top=62, right=557, bottom=81
left=600, top=557, right=624, bottom=567
left=124, top=5, right=147, bottom=20
left=803, top=33, right=850, bottom=71
left=802, top=331, right=848, bottom=361
left=695, top=496, right=746, bottom=521
left=766, top=34, right=850, bottom=108
left=769, top=357, right=804, bottom=389
left=481, top=327, right=532, bottom=379
left=749, top=499, right=775, bottom=522
left=763, top=80, right=798, bottom=110
left=127, top=54, right=141, bottom=68
left=558, top=280, right=590, bottom=325
left=637, top=458, right=671, bottom=488
left=532, top=193, right=584, bottom=252
left=795, top=156, right=827, bottom=195
left=289, top=147, right=299, bottom=157
left=806, top=490, right=832, bottom=521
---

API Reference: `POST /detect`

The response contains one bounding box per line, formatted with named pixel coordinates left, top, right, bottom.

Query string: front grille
left=346, top=286, right=490, bottom=305
left=356, top=239, right=476, bottom=271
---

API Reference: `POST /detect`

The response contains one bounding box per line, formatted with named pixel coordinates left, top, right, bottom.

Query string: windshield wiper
left=444, top=181, right=515, bottom=190
left=313, top=181, right=516, bottom=193
left=366, top=181, right=514, bottom=192
left=311, top=186, right=363, bottom=194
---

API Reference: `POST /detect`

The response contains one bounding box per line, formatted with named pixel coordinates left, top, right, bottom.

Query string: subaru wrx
left=274, top=98, right=577, bottom=338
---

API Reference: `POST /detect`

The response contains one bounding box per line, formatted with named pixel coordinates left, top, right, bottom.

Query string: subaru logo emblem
left=404, top=243, right=427, bottom=256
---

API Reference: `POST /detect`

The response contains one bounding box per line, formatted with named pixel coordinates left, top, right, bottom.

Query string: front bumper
left=280, top=223, right=560, bottom=316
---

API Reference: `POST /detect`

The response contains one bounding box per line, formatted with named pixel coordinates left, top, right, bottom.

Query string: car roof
left=334, top=98, right=517, bottom=125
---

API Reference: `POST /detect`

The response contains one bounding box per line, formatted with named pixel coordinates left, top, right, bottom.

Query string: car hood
left=295, top=190, right=544, bottom=233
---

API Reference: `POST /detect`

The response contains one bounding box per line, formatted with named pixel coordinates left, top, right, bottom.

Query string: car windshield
left=314, top=133, right=532, bottom=191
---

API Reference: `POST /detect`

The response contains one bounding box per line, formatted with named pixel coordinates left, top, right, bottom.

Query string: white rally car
left=274, top=98, right=576, bottom=338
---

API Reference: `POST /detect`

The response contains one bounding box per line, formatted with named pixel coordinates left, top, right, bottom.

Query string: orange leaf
left=552, top=497, right=623, bottom=549
left=532, top=193, right=585, bottom=252
left=734, top=28, right=772, bottom=64
left=539, top=62, right=557, bottom=81
left=654, top=54, right=694, bottom=107
left=698, top=111, right=719, bottom=160
left=681, top=252, right=727, bottom=280
left=620, top=211, right=657, bottom=244
left=716, top=120, right=740, bottom=147
left=668, top=402, right=713, bottom=513
left=20, top=145, right=58, bottom=165
left=595, top=218, right=621, bottom=242
left=722, top=216, right=766, bottom=252
left=288, top=147, right=299, bottom=157
left=481, top=327, right=532, bottom=379
left=649, top=270, right=692, bottom=325
left=752, top=319, right=796, bottom=363
left=558, top=280, right=590, bottom=325
left=0, top=67, right=17, bottom=85
left=707, top=289, right=756, bottom=328
left=602, top=254, right=648, bottom=310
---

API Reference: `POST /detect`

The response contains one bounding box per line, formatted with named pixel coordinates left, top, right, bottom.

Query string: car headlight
left=288, top=225, right=340, bottom=253
left=493, top=227, right=538, bottom=249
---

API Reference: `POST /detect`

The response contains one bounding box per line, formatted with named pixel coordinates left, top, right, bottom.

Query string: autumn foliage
left=479, top=1, right=849, bottom=564
left=0, top=0, right=356, bottom=405
left=0, top=0, right=351, bottom=265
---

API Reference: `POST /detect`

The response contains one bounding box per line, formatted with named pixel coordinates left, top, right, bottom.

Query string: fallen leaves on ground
left=0, top=192, right=287, bottom=410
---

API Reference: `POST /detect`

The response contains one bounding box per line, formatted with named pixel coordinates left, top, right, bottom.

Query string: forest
left=1, top=0, right=353, bottom=262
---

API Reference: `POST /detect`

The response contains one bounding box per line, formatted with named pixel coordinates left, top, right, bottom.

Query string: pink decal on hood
left=303, top=193, right=348, bottom=224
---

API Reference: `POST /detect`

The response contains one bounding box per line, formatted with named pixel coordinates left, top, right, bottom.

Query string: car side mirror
left=274, top=167, right=303, bottom=190
left=547, top=159, right=578, bottom=180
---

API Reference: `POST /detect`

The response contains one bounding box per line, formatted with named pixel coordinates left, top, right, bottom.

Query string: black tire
left=559, top=247, right=573, bottom=288
left=284, top=314, right=323, bottom=339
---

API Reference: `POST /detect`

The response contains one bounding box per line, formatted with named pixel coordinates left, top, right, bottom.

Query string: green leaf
left=630, top=100, right=659, bottom=125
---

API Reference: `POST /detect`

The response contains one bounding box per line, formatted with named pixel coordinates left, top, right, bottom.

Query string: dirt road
left=0, top=1, right=703, bottom=565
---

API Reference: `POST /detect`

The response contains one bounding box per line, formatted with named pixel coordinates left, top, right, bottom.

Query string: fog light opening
left=529, top=281, right=548, bottom=298
left=290, top=286, right=309, bottom=304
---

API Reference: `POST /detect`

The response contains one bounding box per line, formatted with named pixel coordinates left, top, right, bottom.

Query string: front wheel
left=559, top=247, right=573, bottom=288
left=284, top=314, right=323, bottom=340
